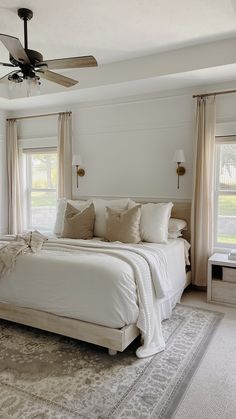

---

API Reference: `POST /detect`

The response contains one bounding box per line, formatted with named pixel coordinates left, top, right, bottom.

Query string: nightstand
left=208, top=253, right=236, bottom=306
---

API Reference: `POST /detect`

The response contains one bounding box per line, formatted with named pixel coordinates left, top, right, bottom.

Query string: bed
left=0, top=199, right=191, bottom=358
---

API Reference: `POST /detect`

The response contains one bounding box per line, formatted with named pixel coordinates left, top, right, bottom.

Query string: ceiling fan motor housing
left=9, top=49, right=43, bottom=67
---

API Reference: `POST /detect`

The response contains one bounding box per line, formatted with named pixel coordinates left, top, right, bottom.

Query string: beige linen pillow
left=62, top=203, right=95, bottom=239
left=93, top=198, right=130, bottom=237
left=53, top=198, right=92, bottom=235
left=106, top=205, right=141, bottom=243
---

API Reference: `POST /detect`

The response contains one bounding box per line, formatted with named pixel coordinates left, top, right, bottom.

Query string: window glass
left=215, top=142, right=236, bottom=246
left=25, top=150, right=57, bottom=232
left=31, top=153, right=57, bottom=189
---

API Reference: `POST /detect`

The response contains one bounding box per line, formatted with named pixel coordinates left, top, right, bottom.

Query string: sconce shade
left=173, top=149, right=185, bottom=163
left=72, top=154, right=82, bottom=166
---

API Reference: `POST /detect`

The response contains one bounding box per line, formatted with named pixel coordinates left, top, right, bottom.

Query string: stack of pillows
left=53, top=198, right=187, bottom=244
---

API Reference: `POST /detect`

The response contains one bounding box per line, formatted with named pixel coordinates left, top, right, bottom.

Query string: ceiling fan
left=0, top=8, right=97, bottom=94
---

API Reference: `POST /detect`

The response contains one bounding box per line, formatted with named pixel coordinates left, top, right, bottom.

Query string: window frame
left=214, top=135, right=236, bottom=250
left=23, top=147, right=57, bottom=231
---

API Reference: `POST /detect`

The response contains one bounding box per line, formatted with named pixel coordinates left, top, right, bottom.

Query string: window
left=24, top=149, right=57, bottom=232
left=214, top=137, right=236, bottom=247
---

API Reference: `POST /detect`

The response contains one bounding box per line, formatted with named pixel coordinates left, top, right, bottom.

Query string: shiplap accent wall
left=0, top=110, right=7, bottom=234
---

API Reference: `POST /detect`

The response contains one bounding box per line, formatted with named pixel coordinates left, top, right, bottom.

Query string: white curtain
left=6, top=119, right=23, bottom=234
left=191, top=96, right=216, bottom=286
left=58, top=112, right=72, bottom=199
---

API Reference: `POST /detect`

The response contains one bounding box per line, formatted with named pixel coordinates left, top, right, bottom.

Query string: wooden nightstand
left=208, top=253, right=236, bottom=306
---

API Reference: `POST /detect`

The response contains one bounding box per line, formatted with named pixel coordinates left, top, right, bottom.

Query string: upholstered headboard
left=170, top=201, right=191, bottom=242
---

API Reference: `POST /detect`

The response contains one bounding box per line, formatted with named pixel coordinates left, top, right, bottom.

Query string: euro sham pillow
left=93, top=198, right=130, bottom=238
left=140, top=202, right=173, bottom=243
left=61, top=202, right=95, bottom=239
left=105, top=205, right=141, bottom=243
left=53, top=198, right=91, bottom=235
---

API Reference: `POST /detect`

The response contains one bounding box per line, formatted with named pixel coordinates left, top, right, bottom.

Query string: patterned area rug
left=0, top=305, right=223, bottom=419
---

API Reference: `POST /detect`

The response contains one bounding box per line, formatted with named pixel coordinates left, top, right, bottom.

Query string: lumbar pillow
left=61, top=203, right=95, bottom=239
left=140, top=202, right=173, bottom=243
left=93, top=198, right=130, bottom=237
left=105, top=205, right=141, bottom=243
left=54, top=199, right=91, bottom=236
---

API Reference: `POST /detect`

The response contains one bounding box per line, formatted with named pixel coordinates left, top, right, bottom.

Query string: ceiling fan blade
left=38, top=55, right=97, bottom=70
left=0, top=70, right=18, bottom=82
left=0, top=33, right=30, bottom=65
left=37, top=70, right=78, bottom=87
left=0, top=62, right=15, bottom=67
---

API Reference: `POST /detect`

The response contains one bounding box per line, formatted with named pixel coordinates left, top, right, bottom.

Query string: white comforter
left=0, top=237, right=188, bottom=358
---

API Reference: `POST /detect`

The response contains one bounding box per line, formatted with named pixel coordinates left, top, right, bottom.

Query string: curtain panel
left=6, top=119, right=23, bottom=234
left=57, top=112, right=72, bottom=199
left=191, top=96, right=216, bottom=286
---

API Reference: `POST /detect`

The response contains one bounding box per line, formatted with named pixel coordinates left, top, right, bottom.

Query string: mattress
left=0, top=238, right=188, bottom=329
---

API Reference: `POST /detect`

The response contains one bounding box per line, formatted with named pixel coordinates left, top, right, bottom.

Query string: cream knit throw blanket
left=0, top=231, right=47, bottom=278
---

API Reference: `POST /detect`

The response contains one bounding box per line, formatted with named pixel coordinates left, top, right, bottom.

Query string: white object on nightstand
left=208, top=253, right=236, bottom=306
left=228, top=249, right=236, bottom=260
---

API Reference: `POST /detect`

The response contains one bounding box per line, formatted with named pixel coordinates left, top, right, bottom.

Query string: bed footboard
left=0, top=302, right=140, bottom=353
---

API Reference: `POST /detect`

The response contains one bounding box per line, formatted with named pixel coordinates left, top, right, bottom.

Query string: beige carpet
left=0, top=302, right=222, bottom=419
left=174, top=290, right=236, bottom=419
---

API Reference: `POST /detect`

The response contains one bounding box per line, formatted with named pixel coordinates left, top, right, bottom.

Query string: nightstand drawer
left=212, top=280, right=236, bottom=304
left=222, top=267, right=236, bottom=283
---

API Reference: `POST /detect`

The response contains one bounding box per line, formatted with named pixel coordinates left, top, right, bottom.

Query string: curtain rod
left=6, top=111, right=72, bottom=121
left=193, top=89, right=236, bottom=98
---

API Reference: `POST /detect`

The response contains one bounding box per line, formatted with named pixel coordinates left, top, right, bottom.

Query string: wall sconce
left=72, top=154, right=85, bottom=188
left=173, top=149, right=186, bottom=189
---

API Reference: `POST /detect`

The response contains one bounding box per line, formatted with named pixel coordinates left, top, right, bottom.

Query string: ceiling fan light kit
left=0, top=8, right=98, bottom=96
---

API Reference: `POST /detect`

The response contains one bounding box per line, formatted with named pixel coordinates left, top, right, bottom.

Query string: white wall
left=16, top=91, right=195, bottom=201
left=72, top=94, right=195, bottom=200
left=5, top=89, right=236, bottom=212
left=1, top=87, right=236, bottom=235
left=0, top=110, right=7, bottom=234
left=216, top=93, right=236, bottom=136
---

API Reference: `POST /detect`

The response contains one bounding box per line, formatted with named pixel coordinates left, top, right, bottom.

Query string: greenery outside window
left=24, top=149, right=57, bottom=232
left=215, top=137, right=236, bottom=248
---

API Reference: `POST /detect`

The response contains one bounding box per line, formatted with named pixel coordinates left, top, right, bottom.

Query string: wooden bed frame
left=0, top=199, right=191, bottom=355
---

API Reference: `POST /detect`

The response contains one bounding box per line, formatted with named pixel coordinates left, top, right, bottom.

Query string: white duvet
left=0, top=237, right=189, bottom=358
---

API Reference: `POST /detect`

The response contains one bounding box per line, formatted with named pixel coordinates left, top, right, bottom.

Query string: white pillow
left=93, top=198, right=130, bottom=237
left=53, top=198, right=91, bottom=235
left=168, top=218, right=187, bottom=239
left=168, top=218, right=187, bottom=233
left=140, top=202, right=173, bottom=243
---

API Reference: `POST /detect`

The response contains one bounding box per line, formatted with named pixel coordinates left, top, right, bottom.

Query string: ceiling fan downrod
left=18, top=8, right=33, bottom=51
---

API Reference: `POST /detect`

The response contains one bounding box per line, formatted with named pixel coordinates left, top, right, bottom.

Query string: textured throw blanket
left=0, top=231, right=47, bottom=278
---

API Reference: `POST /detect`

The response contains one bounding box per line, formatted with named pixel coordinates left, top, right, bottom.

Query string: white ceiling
left=0, top=0, right=236, bottom=63
left=1, top=0, right=236, bottom=106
